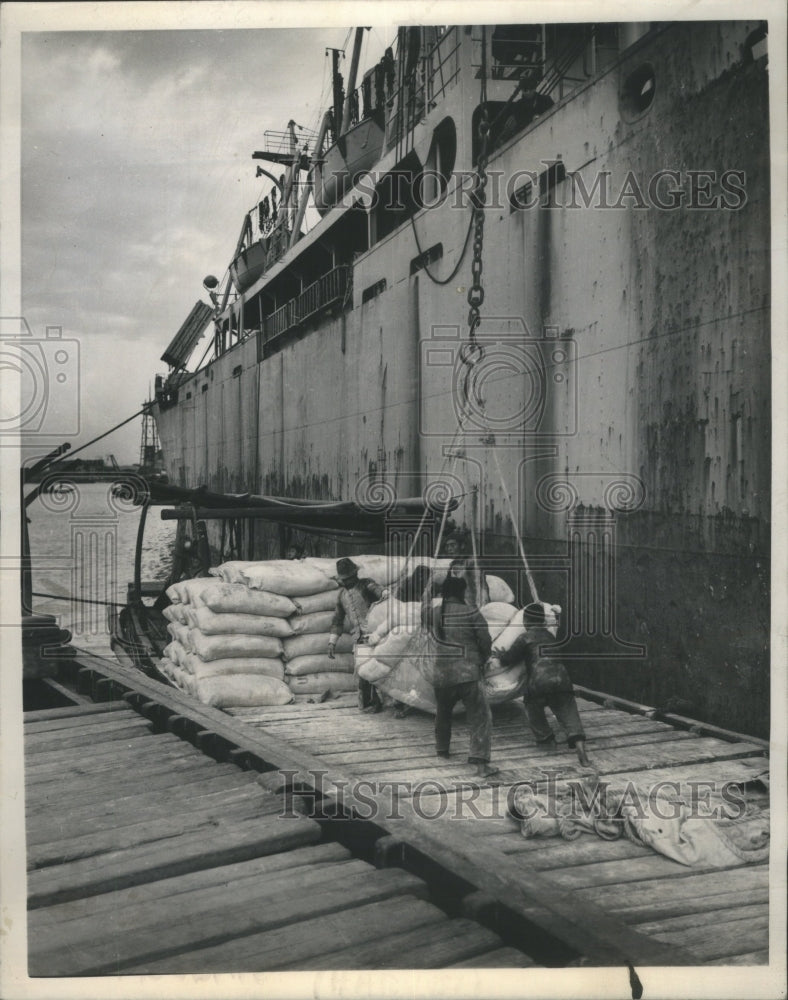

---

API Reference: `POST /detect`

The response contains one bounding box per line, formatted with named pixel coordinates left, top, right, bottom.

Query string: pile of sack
left=158, top=555, right=456, bottom=709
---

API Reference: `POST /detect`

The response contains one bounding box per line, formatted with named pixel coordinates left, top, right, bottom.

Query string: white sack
left=283, top=632, right=354, bottom=660
left=485, top=575, right=516, bottom=604
left=291, top=590, right=341, bottom=615
left=194, top=583, right=296, bottom=618
left=183, top=652, right=285, bottom=681
left=288, top=672, right=357, bottom=695
left=161, top=604, right=189, bottom=625
left=241, top=562, right=337, bottom=596
left=480, top=602, right=519, bottom=642
left=188, top=630, right=284, bottom=661
left=285, top=652, right=355, bottom=676
left=194, top=673, right=294, bottom=708
left=185, top=606, right=294, bottom=638
left=288, top=610, right=340, bottom=635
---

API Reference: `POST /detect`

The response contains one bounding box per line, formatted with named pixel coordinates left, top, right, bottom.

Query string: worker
left=328, top=557, right=385, bottom=713
left=493, top=602, right=591, bottom=767
left=427, top=575, right=498, bottom=779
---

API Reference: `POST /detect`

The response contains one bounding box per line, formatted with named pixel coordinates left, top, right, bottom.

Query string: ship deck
left=26, top=651, right=771, bottom=975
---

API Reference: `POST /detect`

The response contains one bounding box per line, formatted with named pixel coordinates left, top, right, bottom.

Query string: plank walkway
left=228, top=692, right=771, bottom=967
left=33, top=652, right=770, bottom=971
left=25, top=700, right=535, bottom=976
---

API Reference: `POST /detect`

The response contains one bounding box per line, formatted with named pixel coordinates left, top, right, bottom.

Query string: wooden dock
left=27, top=652, right=770, bottom=974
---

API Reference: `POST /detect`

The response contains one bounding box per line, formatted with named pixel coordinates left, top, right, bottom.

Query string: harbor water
left=26, top=481, right=175, bottom=657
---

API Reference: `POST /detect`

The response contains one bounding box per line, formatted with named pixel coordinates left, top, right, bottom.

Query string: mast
left=341, top=27, right=367, bottom=133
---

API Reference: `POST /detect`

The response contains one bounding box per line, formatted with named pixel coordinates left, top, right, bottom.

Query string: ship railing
left=259, top=265, right=352, bottom=355
left=385, top=27, right=461, bottom=156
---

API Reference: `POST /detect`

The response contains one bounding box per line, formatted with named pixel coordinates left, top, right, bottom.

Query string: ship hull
left=154, top=22, right=771, bottom=737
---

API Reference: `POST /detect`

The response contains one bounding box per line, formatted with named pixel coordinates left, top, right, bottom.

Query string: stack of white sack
left=206, top=556, right=451, bottom=700
left=160, top=579, right=296, bottom=708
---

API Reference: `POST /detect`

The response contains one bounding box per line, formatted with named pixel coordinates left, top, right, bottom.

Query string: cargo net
left=157, top=555, right=533, bottom=712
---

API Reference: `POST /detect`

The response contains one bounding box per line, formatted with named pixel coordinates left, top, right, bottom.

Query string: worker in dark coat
left=427, top=575, right=497, bottom=778
left=494, top=602, right=590, bottom=767
left=328, top=557, right=384, bottom=713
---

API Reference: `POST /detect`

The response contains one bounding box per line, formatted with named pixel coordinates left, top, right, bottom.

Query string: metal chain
left=459, top=26, right=489, bottom=411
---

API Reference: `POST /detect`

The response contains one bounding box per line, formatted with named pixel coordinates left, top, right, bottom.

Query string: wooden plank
left=23, top=720, right=154, bottom=754
left=707, top=950, right=769, bottom=965
left=31, top=866, right=427, bottom=976
left=288, top=918, right=502, bottom=970
left=123, top=895, right=447, bottom=974
left=59, top=650, right=698, bottom=967
left=28, top=791, right=270, bottom=867
left=319, top=728, right=694, bottom=767
left=607, top=758, right=770, bottom=788
left=31, top=858, right=367, bottom=967
left=635, top=902, right=768, bottom=935
left=27, top=812, right=321, bottom=909
left=543, top=854, right=738, bottom=889
left=23, top=700, right=130, bottom=724
left=24, top=708, right=139, bottom=734
left=449, top=946, right=542, bottom=968
left=613, top=886, right=770, bottom=923
left=644, top=914, right=770, bottom=962
left=29, top=842, right=353, bottom=928
left=495, top=835, right=651, bottom=868
left=25, top=764, right=256, bottom=815
left=24, top=738, right=202, bottom=781
left=574, top=864, right=769, bottom=907
left=27, top=781, right=282, bottom=847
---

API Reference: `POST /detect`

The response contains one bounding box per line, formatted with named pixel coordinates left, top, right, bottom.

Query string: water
left=26, top=481, right=176, bottom=657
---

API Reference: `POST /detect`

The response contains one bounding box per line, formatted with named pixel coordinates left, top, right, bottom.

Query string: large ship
left=152, top=21, right=771, bottom=737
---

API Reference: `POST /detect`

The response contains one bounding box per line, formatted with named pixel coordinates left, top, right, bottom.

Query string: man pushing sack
left=328, top=558, right=385, bottom=713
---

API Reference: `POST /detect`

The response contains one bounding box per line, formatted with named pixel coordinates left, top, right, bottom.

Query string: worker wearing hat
left=328, top=558, right=385, bottom=713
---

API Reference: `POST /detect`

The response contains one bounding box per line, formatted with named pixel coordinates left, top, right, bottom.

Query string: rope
left=490, top=441, right=539, bottom=604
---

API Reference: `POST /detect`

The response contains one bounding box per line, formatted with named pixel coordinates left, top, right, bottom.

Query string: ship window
left=410, top=243, right=443, bottom=275
left=232, top=365, right=242, bottom=378
left=186, top=392, right=192, bottom=400
left=362, top=278, right=387, bottom=304
left=621, top=64, right=656, bottom=116
left=202, top=384, right=208, bottom=393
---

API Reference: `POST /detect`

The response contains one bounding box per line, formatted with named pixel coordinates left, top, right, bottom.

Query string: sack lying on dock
left=183, top=652, right=285, bottom=682
left=282, top=632, right=354, bottom=660
left=291, top=590, right=340, bottom=615
left=240, top=562, right=338, bottom=597
left=285, top=652, right=355, bottom=676
left=287, top=671, right=357, bottom=695
left=188, top=630, right=284, bottom=662
left=194, top=673, right=294, bottom=708
left=193, top=583, right=297, bottom=618
left=287, top=610, right=339, bottom=635
left=184, top=606, right=294, bottom=638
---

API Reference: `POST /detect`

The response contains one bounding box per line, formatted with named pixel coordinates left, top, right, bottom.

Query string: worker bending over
left=328, top=557, right=384, bottom=713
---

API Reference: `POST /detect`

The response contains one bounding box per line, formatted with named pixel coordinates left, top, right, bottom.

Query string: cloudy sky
left=19, top=18, right=392, bottom=463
